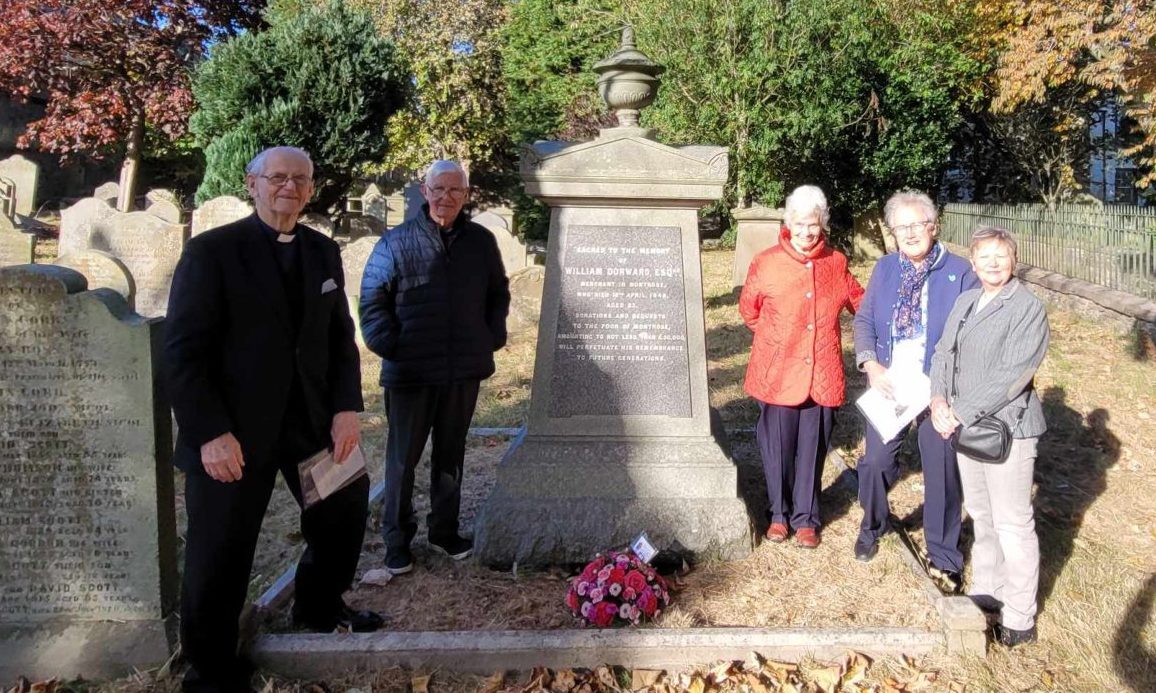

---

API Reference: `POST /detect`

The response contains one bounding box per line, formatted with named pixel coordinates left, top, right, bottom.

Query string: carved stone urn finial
left=592, top=26, right=664, bottom=129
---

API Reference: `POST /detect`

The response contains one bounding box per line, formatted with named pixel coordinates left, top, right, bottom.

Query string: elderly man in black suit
left=165, top=146, right=382, bottom=693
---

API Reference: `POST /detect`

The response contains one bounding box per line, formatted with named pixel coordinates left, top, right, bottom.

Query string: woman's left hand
left=930, top=398, right=960, bottom=438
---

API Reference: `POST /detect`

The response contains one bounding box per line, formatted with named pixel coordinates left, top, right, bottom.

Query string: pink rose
left=597, top=566, right=613, bottom=583
left=625, top=570, right=647, bottom=593
left=623, top=587, right=637, bottom=601
left=615, top=554, right=631, bottom=569
left=576, top=580, right=589, bottom=596
left=589, top=586, right=604, bottom=603
left=592, top=601, right=618, bottom=627
left=637, top=587, right=658, bottom=616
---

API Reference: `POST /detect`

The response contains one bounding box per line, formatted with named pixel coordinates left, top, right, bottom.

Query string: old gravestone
left=341, top=236, right=380, bottom=382
left=472, top=210, right=528, bottom=275
left=0, top=264, right=177, bottom=680
left=191, top=195, right=253, bottom=236
left=730, top=204, right=785, bottom=288
left=362, top=184, right=388, bottom=224
left=59, top=197, right=118, bottom=257
left=145, top=196, right=183, bottom=225
left=475, top=34, right=751, bottom=566
left=507, top=265, right=545, bottom=334
left=93, top=181, right=120, bottom=205
left=55, top=249, right=136, bottom=310
left=298, top=212, right=335, bottom=238
left=0, top=154, right=39, bottom=216
left=89, top=211, right=186, bottom=318
left=341, top=214, right=385, bottom=241
left=0, top=214, right=35, bottom=266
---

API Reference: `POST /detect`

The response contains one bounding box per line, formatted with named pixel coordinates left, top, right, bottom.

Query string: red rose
left=580, top=559, right=602, bottom=582
left=592, top=601, right=618, bottom=627
left=608, top=567, right=626, bottom=586
left=565, top=588, right=580, bottom=612
left=625, top=570, right=647, bottom=593
left=637, top=587, right=658, bottom=616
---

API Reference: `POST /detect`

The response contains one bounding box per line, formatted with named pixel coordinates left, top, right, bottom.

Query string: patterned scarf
left=893, top=241, right=942, bottom=339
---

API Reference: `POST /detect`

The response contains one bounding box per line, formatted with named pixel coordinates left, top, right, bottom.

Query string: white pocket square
left=321, top=278, right=339, bottom=294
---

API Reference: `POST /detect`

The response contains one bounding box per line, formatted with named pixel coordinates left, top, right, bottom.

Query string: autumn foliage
left=0, top=0, right=264, bottom=208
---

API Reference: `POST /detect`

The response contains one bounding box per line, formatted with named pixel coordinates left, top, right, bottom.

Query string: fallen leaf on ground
left=359, top=568, right=393, bottom=586
left=410, top=674, right=430, bottom=693
left=632, top=670, right=663, bottom=690
left=686, top=675, right=706, bottom=693
left=709, top=660, right=737, bottom=683
left=841, top=652, right=871, bottom=686
left=1041, top=670, right=1055, bottom=688
left=479, top=672, right=505, bottom=693
left=553, top=669, right=578, bottom=691
left=809, top=665, right=841, bottom=692
left=523, top=667, right=551, bottom=692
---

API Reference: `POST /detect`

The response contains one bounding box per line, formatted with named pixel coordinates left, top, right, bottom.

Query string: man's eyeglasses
left=428, top=185, right=468, bottom=198
left=891, top=221, right=934, bottom=236
left=259, top=174, right=312, bottom=187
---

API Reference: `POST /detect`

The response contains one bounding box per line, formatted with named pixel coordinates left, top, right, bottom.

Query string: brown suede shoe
left=795, top=527, right=820, bottom=549
left=765, top=522, right=789, bottom=543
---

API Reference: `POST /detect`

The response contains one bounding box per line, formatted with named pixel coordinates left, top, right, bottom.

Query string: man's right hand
left=864, top=360, right=896, bottom=400
left=201, top=432, right=245, bottom=482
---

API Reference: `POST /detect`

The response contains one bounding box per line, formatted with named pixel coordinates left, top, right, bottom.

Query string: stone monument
left=475, top=28, right=752, bottom=567
left=191, top=195, right=253, bottom=236
left=0, top=264, right=177, bottom=680
left=59, top=197, right=118, bottom=257
left=730, top=204, right=785, bottom=288
left=0, top=154, right=39, bottom=216
left=0, top=213, right=35, bottom=266
left=55, top=249, right=137, bottom=310
left=89, top=211, right=187, bottom=318
left=472, top=210, right=528, bottom=274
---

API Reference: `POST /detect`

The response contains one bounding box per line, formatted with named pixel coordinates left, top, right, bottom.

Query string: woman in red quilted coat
left=738, top=185, right=864, bottom=548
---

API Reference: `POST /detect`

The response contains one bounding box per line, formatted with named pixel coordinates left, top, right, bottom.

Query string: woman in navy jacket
left=851, top=190, right=978, bottom=590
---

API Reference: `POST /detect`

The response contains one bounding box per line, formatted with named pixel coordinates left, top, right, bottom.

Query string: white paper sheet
left=299, top=445, right=367, bottom=509
left=855, top=369, right=931, bottom=443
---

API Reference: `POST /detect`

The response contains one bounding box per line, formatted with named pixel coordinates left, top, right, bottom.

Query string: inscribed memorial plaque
left=549, top=225, right=690, bottom=418
left=59, top=197, right=118, bottom=257
left=89, top=211, right=186, bottom=318
left=0, top=265, right=175, bottom=678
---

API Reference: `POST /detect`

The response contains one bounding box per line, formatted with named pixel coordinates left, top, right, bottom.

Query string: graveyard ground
left=39, top=246, right=1155, bottom=692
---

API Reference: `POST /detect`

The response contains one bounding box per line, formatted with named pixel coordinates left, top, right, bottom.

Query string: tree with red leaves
left=0, top=1, right=264, bottom=211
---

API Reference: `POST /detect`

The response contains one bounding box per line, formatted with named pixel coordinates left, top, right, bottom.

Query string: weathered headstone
left=341, top=236, right=381, bottom=381
left=55, top=250, right=136, bottom=310
left=385, top=193, right=406, bottom=226
left=93, top=181, right=120, bottom=205
left=191, top=195, right=252, bottom=236
left=145, top=188, right=179, bottom=206
left=0, top=176, right=15, bottom=219
left=507, top=265, right=545, bottom=334
left=89, top=211, right=186, bottom=318
left=731, top=204, right=785, bottom=288
left=341, top=214, right=386, bottom=241
left=473, top=210, right=527, bottom=275
left=298, top=212, right=334, bottom=238
left=0, top=154, right=39, bottom=216
left=59, top=197, right=118, bottom=257
left=475, top=34, right=751, bottom=567
left=145, top=197, right=183, bottom=224
left=0, top=264, right=176, bottom=680
left=0, top=214, right=35, bottom=266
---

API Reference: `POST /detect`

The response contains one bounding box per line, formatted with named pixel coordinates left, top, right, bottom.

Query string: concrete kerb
left=245, top=433, right=981, bottom=675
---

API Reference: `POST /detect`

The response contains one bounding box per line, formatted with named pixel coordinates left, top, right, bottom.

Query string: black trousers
left=380, top=381, right=480, bottom=550
left=180, top=430, right=369, bottom=693
left=857, top=413, right=963, bottom=572
left=755, top=400, right=835, bottom=530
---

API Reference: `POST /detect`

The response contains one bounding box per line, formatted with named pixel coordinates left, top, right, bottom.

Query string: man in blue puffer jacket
left=359, top=160, right=510, bottom=575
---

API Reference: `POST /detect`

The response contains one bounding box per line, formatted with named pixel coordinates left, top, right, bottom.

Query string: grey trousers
left=958, top=437, right=1040, bottom=631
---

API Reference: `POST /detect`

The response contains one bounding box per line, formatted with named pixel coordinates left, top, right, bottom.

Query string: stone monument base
left=0, top=618, right=175, bottom=681
left=475, top=420, right=754, bottom=567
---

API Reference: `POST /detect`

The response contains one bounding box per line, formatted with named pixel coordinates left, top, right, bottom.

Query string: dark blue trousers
left=756, top=400, right=835, bottom=530
left=857, top=413, right=963, bottom=572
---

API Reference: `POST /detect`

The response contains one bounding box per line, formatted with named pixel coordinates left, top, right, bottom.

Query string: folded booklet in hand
left=298, top=445, right=367, bottom=510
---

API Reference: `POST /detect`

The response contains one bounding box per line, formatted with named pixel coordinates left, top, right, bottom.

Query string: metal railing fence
left=940, top=203, right=1156, bottom=300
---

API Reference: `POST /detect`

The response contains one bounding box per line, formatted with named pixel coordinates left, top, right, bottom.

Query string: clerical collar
left=256, top=216, right=299, bottom=243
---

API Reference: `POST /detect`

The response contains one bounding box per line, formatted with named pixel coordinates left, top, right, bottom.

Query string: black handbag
left=948, top=303, right=1016, bottom=464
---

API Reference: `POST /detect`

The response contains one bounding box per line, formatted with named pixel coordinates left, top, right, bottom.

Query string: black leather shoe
left=854, top=535, right=879, bottom=562
left=995, top=623, right=1037, bottom=647
left=293, top=604, right=386, bottom=633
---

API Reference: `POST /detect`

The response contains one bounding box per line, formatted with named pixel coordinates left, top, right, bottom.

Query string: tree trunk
left=117, top=113, right=145, bottom=212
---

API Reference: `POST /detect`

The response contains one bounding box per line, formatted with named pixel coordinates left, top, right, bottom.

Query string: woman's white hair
left=245, top=146, right=314, bottom=177
left=883, top=189, right=938, bottom=230
left=424, top=160, right=469, bottom=186
left=783, top=185, right=830, bottom=229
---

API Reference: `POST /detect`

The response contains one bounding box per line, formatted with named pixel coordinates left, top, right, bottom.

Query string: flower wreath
left=565, top=549, right=671, bottom=627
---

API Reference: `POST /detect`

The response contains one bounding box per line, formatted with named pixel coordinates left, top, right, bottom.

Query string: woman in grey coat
left=929, top=226, right=1050, bottom=648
